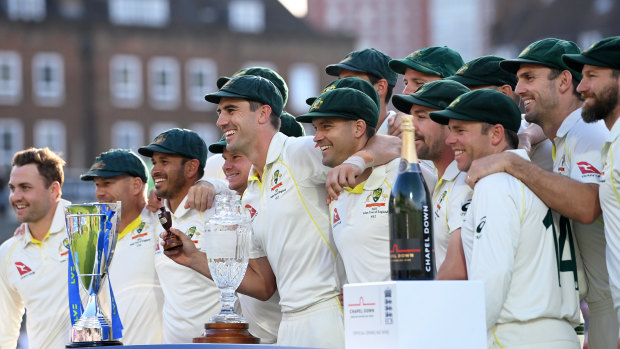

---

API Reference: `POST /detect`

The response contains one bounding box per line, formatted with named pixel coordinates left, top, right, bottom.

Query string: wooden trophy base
left=193, top=322, right=260, bottom=344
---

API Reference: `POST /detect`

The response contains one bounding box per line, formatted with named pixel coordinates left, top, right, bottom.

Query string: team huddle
left=2, top=36, right=620, bottom=349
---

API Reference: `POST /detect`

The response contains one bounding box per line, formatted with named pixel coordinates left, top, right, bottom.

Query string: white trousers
left=489, top=318, right=580, bottom=349
left=277, top=297, right=344, bottom=349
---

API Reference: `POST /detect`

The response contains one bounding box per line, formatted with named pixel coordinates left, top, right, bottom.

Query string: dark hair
left=367, top=73, right=393, bottom=104
left=12, top=147, right=65, bottom=188
left=364, top=124, right=376, bottom=139
left=249, top=100, right=280, bottom=130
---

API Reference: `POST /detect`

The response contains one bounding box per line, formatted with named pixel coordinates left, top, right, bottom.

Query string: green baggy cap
left=306, top=77, right=380, bottom=108
left=138, top=128, right=208, bottom=168
left=297, top=88, right=379, bottom=128
left=429, top=89, right=522, bottom=133
left=81, top=149, right=148, bottom=183
left=216, top=67, right=289, bottom=106
left=446, top=55, right=518, bottom=89
left=563, top=36, right=620, bottom=72
left=205, top=75, right=284, bottom=117
left=389, top=46, right=464, bottom=77
left=392, top=79, right=470, bottom=114
left=500, top=38, right=582, bottom=80
left=325, top=48, right=398, bottom=86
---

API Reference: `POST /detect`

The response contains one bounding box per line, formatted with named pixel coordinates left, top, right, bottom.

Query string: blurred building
left=0, top=0, right=354, bottom=182
left=491, top=0, right=620, bottom=58
left=306, top=0, right=493, bottom=62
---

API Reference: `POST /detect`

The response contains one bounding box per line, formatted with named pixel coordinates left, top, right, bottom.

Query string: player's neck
left=119, top=202, right=143, bottom=232
left=166, top=184, right=193, bottom=213
left=28, top=201, right=58, bottom=241
left=248, top=128, right=277, bottom=181
left=433, top=146, right=455, bottom=179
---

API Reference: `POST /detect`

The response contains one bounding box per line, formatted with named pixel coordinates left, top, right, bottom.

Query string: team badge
left=449, top=97, right=460, bottom=108
left=372, top=188, right=382, bottom=203
left=187, top=226, right=197, bottom=239
left=456, top=64, right=469, bottom=74
left=131, top=222, right=148, bottom=240
left=519, top=45, right=531, bottom=57
left=153, top=134, right=166, bottom=144
left=271, top=170, right=284, bottom=191
left=365, top=188, right=388, bottom=208
left=311, top=97, right=323, bottom=111
left=89, top=160, right=106, bottom=171
left=59, top=238, right=69, bottom=257
left=322, top=84, right=337, bottom=94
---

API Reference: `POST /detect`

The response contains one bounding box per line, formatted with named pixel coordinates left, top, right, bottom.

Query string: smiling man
left=563, top=36, right=620, bottom=337
left=80, top=149, right=164, bottom=344
left=430, top=89, right=580, bottom=348
left=465, top=38, right=615, bottom=347
left=297, top=86, right=400, bottom=284
left=0, top=147, right=71, bottom=349
left=137, top=129, right=220, bottom=343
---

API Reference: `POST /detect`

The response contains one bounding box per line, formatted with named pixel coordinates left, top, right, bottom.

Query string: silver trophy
left=64, top=202, right=123, bottom=347
left=194, top=194, right=259, bottom=343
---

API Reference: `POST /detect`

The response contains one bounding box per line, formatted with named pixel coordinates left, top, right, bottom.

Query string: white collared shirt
left=0, top=199, right=72, bottom=349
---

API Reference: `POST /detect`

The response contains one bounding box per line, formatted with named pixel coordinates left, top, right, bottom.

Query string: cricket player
left=0, top=147, right=71, bottom=349
left=80, top=149, right=164, bottom=344
left=430, top=89, right=580, bottom=348
left=563, top=35, right=620, bottom=337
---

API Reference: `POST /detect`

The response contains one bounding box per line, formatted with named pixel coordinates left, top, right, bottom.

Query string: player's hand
left=13, top=223, right=26, bottom=237
left=146, top=189, right=163, bottom=212
left=185, top=181, right=216, bottom=212
left=325, top=163, right=361, bottom=204
left=518, top=123, right=546, bottom=156
left=162, top=228, right=200, bottom=268
left=465, top=152, right=512, bottom=188
left=388, top=112, right=405, bottom=138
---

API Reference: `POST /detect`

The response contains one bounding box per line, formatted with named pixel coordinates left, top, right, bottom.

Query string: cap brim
left=216, top=76, right=231, bottom=89
left=80, top=170, right=131, bottom=181
left=297, top=111, right=369, bottom=125
left=137, top=144, right=176, bottom=157
left=325, top=63, right=366, bottom=77
left=445, top=74, right=494, bottom=87
left=499, top=58, right=554, bottom=74
left=389, top=59, right=439, bottom=76
left=392, top=94, right=442, bottom=114
left=208, top=141, right=227, bottom=154
left=205, top=90, right=248, bottom=104
left=429, top=108, right=475, bottom=126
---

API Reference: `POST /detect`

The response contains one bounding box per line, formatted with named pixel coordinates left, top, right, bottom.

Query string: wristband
left=343, top=154, right=374, bottom=172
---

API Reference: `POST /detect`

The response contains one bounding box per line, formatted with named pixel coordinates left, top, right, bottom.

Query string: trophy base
left=162, top=236, right=183, bottom=251
left=193, top=322, right=260, bottom=344
left=66, top=340, right=123, bottom=347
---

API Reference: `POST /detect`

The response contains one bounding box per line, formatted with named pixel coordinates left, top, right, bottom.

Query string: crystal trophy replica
left=64, top=202, right=123, bottom=347
left=193, top=194, right=259, bottom=344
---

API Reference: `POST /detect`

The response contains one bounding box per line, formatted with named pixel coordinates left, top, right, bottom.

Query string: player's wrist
left=343, top=151, right=374, bottom=172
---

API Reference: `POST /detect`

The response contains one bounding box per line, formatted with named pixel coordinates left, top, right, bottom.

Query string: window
left=32, top=53, right=65, bottom=106
left=6, top=0, right=45, bottom=21
left=288, top=63, right=318, bottom=113
left=148, top=57, right=180, bottom=110
left=186, top=59, right=217, bottom=111
left=229, top=0, right=265, bottom=33
left=109, top=0, right=169, bottom=27
left=0, top=51, right=22, bottom=105
left=190, top=122, right=221, bottom=151
left=33, top=120, right=66, bottom=156
left=110, top=55, right=143, bottom=108
left=111, top=121, right=144, bottom=153
left=0, top=118, right=23, bottom=166
left=149, top=122, right=178, bottom=142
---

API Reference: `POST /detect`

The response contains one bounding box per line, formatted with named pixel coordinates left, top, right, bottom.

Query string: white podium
left=343, top=281, right=486, bottom=349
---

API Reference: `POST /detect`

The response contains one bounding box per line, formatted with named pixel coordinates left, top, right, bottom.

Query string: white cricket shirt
left=432, top=160, right=472, bottom=270
left=245, top=133, right=341, bottom=313
left=106, top=209, right=164, bottom=344
left=330, top=158, right=399, bottom=284
left=0, top=199, right=72, bottom=349
left=462, top=150, right=580, bottom=332
left=599, top=115, right=620, bottom=326
left=553, top=109, right=611, bottom=305
left=154, top=196, right=220, bottom=343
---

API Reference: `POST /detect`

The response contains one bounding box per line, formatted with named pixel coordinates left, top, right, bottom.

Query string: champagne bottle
left=389, top=114, right=435, bottom=280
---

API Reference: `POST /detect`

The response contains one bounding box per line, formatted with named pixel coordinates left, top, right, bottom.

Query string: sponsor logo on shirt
left=475, top=216, right=486, bottom=240
left=434, top=190, right=448, bottom=218
left=245, top=204, right=258, bottom=219
left=461, top=199, right=471, bottom=217
left=577, top=161, right=601, bottom=177
left=557, top=155, right=568, bottom=175
left=15, top=261, right=33, bottom=277
left=332, top=208, right=341, bottom=228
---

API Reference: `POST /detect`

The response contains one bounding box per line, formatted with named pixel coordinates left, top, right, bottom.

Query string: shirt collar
left=441, top=160, right=461, bottom=181
left=555, top=108, right=582, bottom=139
left=165, top=195, right=191, bottom=219
left=607, top=117, right=620, bottom=143
left=249, top=132, right=288, bottom=178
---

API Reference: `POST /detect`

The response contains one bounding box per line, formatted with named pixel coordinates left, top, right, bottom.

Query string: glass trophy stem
left=211, top=286, right=244, bottom=323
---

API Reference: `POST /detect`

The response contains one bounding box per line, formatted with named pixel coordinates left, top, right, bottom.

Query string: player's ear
left=353, top=119, right=367, bottom=138
left=490, top=124, right=504, bottom=146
